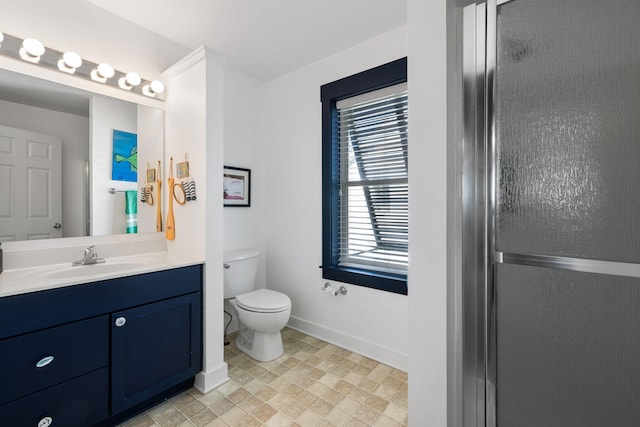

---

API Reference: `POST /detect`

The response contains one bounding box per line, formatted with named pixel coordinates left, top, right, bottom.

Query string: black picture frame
left=223, top=166, right=251, bottom=207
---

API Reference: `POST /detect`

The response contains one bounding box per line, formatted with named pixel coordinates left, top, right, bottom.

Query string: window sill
left=321, top=266, right=407, bottom=295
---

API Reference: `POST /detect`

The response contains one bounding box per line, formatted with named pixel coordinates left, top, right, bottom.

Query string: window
left=321, top=58, right=408, bottom=295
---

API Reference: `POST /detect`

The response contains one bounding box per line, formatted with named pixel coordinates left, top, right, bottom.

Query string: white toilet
left=224, top=249, right=291, bottom=362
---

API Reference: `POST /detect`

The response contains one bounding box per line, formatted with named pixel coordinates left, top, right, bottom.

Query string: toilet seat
left=236, top=289, right=291, bottom=313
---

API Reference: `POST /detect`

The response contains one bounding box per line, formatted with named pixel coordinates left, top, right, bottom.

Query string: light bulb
left=97, top=63, right=115, bottom=78
left=58, top=51, right=82, bottom=73
left=150, top=80, right=164, bottom=94
left=91, top=63, right=114, bottom=83
left=63, top=52, right=82, bottom=68
left=23, top=38, right=45, bottom=56
left=143, top=80, right=165, bottom=97
left=125, top=72, right=141, bottom=86
left=119, top=71, right=141, bottom=90
left=19, top=38, right=45, bottom=63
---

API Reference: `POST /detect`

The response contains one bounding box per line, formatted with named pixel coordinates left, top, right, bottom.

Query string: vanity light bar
left=0, top=32, right=165, bottom=100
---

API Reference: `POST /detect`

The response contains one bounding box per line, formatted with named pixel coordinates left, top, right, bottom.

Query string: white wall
left=222, top=67, right=267, bottom=284
left=164, top=47, right=227, bottom=393
left=136, top=105, right=164, bottom=233
left=90, top=96, right=137, bottom=236
left=0, top=99, right=89, bottom=238
left=163, top=48, right=210, bottom=262
left=407, top=0, right=452, bottom=425
left=222, top=66, right=267, bottom=332
left=263, top=26, right=409, bottom=370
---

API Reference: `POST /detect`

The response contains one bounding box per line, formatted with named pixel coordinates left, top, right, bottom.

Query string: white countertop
left=0, top=251, right=203, bottom=298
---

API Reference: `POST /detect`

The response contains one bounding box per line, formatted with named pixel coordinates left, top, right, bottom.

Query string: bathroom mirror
left=0, top=68, right=164, bottom=242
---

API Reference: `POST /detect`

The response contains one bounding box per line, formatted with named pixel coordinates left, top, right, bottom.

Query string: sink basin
left=43, top=262, right=146, bottom=279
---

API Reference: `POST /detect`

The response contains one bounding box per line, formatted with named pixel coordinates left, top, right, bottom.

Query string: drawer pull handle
left=36, top=356, right=54, bottom=368
left=115, top=317, right=127, bottom=327
left=38, top=416, right=53, bottom=427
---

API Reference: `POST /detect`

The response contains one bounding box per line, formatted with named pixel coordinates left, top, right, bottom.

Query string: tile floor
left=119, top=328, right=408, bottom=427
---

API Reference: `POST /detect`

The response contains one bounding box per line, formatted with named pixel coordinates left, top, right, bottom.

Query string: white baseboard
left=287, top=316, right=407, bottom=372
left=194, top=362, right=229, bottom=394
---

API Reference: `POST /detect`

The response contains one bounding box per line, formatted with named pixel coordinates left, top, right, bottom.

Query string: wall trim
left=194, top=362, right=229, bottom=394
left=287, top=316, right=408, bottom=372
left=162, top=46, right=227, bottom=79
left=162, top=46, right=206, bottom=78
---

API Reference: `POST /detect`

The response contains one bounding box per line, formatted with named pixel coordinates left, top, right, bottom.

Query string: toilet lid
left=236, top=289, right=291, bottom=313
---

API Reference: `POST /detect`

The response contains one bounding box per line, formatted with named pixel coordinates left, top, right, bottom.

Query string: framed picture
left=112, top=129, right=138, bottom=182
left=223, top=166, right=251, bottom=207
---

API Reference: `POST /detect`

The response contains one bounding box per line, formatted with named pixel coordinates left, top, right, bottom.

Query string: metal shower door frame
left=461, top=1, right=497, bottom=426
left=464, top=0, right=640, bottom=425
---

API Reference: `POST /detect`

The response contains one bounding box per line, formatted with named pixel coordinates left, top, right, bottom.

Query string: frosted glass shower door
left=493, top=0, right=640, bottom=426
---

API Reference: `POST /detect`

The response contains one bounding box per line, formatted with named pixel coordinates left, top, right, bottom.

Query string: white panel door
left=0, top=125, right=62, bottom=241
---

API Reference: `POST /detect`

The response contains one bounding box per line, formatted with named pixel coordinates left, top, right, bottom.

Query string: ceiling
left=84, top=0, right=408, bottom=81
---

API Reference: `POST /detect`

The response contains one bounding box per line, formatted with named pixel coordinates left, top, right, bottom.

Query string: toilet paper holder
left=322, top=282, right=347, bottom=296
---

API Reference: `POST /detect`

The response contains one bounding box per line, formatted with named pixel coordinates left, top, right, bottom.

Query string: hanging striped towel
left=125, top=190, right=138, bottom=233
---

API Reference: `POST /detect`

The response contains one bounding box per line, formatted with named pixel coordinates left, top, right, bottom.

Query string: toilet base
left=236, top=329, right=284, bottom=362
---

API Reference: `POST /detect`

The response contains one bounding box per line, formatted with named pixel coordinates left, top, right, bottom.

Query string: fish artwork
left=115, top=146, right=138, bottom=172
left=112, top=129, right=138, bottom=182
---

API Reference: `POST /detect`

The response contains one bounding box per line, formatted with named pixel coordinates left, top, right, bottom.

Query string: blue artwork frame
left=112, top=130, right=138, bottom=182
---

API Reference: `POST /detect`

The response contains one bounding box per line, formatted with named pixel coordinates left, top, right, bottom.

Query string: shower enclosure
left=463, top=0, right=640, bottom=426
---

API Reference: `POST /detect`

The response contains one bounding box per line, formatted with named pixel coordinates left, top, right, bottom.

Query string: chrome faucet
left=72, top=245, right=106, bottom=266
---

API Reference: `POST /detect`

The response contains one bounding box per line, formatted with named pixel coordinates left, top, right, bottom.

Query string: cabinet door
left=111, top=293, right=201, bottom=414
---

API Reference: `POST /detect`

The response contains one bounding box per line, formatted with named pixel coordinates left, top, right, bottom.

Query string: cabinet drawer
left=0, top=367, right=108, bottom=427
left=0, top=315, right=108, bottom=405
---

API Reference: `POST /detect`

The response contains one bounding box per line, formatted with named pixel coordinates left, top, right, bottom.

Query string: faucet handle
left=72, top=245, right=103, bottom=266
left=85, top=245, right=97, bottom=257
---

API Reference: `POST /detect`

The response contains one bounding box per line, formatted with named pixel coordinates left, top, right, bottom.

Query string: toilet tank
left=223, top=249, right=260, bottom=299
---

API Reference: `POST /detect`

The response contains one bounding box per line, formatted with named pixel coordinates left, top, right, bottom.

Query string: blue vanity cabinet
left=0, top=264, right=203, bottom=427
left=111, top=292, right=202, bottom=414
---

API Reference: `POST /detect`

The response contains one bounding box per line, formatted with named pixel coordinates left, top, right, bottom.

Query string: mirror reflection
left=0, top=68, right=163, bottom=242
